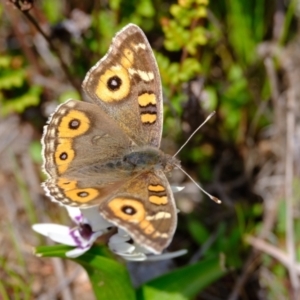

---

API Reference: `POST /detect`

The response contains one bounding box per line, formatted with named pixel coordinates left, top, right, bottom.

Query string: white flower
left=32, top=189, right=187, bottom=261
left=32, top=206, right=110, bottom=258
left=108, top=228, right=187, bottom=261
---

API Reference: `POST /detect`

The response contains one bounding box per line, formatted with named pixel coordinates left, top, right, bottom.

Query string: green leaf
left=203, top=87, right=218, bottom=111
left=1, top=86, right=41, bottom=115
left=109, top=0, right=121, bottom=10
left=35, top=245, right=136, bottom=300
left=180, top=58, right=202, bottom=81
left=58, top=90, right=80, bottom=103
left=0, top=69, right=25, bottom=89
left=0, top=56, right=11, bottom=68
left=137, top=256, right=226, bottom=300
left=188, top=218, right=209, bottom=245
left=137, top=0, right=155, bottom=17
left=226, top=0, right=258, bottom=65
left=42, top=1, right=63, bottom=23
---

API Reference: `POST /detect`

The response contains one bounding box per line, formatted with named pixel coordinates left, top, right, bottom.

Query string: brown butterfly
left=42, top=24, right=180, bottom=254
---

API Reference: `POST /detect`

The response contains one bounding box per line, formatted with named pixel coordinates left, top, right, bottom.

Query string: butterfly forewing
left=82, top=24, right=163, bottom=148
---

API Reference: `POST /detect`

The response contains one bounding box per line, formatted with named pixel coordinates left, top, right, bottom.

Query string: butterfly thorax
left=123, top=146, right=180, bottom=174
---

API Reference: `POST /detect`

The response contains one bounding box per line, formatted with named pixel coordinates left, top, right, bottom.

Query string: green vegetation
left=1, top=0, right=299, bottom=299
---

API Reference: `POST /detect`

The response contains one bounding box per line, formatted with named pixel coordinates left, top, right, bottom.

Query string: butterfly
left=41, top=24, right=180, bottom=254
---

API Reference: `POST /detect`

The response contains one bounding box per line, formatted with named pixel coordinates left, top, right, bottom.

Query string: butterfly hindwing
left=100, top=170, right=177, bottom=254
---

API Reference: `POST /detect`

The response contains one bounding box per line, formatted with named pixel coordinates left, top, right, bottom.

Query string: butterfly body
left=42, top=24, right=180, bottom=254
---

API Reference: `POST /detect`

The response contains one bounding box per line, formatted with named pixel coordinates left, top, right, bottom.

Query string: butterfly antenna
left=173, top=111, right=216, bottom=158
left=172, top=111, right=221, bottom=204
left=175, top=163, right=221, bottom=204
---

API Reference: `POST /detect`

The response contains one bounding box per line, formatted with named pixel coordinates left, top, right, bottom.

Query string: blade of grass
left=0, top=279, right=10, bottom=300
left=137, top=256, right=226, bottom=300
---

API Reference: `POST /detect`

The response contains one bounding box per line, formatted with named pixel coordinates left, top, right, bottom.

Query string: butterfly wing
left=100, top=170, right=177, bottom=254
left=42, top=99, right=134, bottom=206
left=82, top=24, right=163, bottom=148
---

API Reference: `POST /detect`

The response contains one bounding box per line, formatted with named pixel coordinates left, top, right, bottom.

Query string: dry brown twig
left=285, top=86, right=300, bottom=297
left=281, top=33, right=300, bottom=298
left=6, top=0, right=82, bottom=97
left=10, top=0, right=33, bottom=11
left=246, top=236, right=300, bottom=274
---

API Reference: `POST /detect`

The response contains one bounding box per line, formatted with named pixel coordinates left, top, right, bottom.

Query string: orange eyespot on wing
left=56, top=178, right=100, bottom=203
left=58, top=110, right=90, bottom=137
left=96, top=65, right=131, bottom=103
left=53, top=109, right=90, bottom=175
left=55, top=138, right=74, bottom=174
left=43, top=175, right=126, bottom=207
left=108, top=198, right=146, bottom=222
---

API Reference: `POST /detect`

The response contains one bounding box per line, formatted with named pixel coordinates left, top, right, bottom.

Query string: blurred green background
left=1, top=0, right=300, bottom=299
